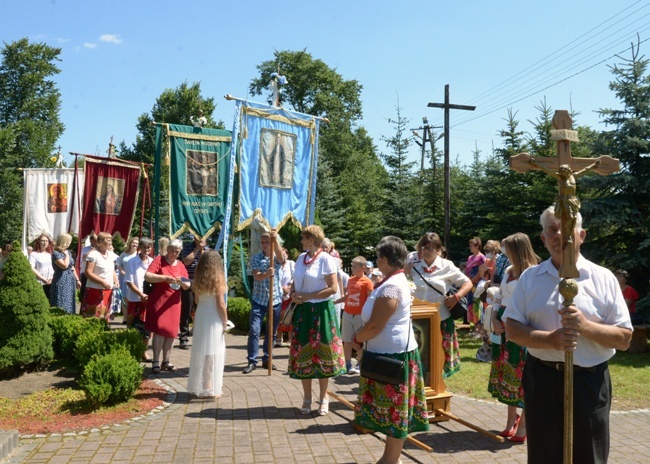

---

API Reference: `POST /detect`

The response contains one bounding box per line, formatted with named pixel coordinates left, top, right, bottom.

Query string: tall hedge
left=0, top=242, right=53, bottom=375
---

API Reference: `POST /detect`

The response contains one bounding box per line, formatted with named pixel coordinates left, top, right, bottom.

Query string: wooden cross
left=510, top=110, right=619, bottom=278
left=510, top=109, right=620, bottom=464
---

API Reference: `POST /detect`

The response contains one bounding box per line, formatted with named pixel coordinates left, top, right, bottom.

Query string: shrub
left=79, top=346, right=143, bottom=407
left=75, top=327, right=145, bottom=366
left=0, top=242, right=53, bottom=376
left=227, top=297, right=251, bottom=332
left=49, top=314, right=107, bottom=362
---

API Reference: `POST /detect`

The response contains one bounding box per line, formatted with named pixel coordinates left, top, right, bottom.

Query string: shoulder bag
left=360, top=320, right=411, bottom=386
left=412, top=266, right=468, bottom=320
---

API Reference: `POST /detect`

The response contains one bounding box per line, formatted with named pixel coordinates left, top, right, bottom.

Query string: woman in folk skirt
left=353, top=236, right=429, bottom=464
left=288, top=225, right=346, bottom=416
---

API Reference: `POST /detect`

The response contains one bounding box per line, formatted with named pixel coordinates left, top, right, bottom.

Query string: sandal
left=161, top=361, right=177, bottom=372
left=317, top=397, right=329, bottom=416
left=300, top=396, right=312, bottom=415
left=152, top=361, right=161, bottom=374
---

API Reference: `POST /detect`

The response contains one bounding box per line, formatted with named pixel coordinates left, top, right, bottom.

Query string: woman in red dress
left=145, top=239, right=190, bottom=373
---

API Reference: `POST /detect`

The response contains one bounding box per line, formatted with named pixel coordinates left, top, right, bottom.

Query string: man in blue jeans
left=244, top=230, right=285, bottom=373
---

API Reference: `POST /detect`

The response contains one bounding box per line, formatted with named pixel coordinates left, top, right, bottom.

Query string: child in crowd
left=336, top=256, right=373, bottom=374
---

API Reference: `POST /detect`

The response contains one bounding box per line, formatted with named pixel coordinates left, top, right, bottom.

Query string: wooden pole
left=434, top=409, right=505, bottom=443
left=327, top=390, right=434, bottom=454
left=267, top=228, right=276, bottom=376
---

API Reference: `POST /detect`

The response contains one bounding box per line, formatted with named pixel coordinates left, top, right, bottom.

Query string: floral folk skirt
left=288, top=300, right=346, bottom=379
left=441, top=316, right=461, bottom=378
left=355, top=348, right=430, bottom=439
left=81, top=287, right=113, bottom=320
left=487, top=308, right=527, bottom=407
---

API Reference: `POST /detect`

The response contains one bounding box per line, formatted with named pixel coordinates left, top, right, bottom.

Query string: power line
left=429, top=2, right=650, bottom=129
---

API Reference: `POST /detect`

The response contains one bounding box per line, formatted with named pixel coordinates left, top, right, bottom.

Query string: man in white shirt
left=505, top=205, right=632, bottom=464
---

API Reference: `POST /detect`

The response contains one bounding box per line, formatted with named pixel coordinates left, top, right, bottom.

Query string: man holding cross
left=505, top=206, right=632, bottom=463
left=506, top=110, right=633, bottom=463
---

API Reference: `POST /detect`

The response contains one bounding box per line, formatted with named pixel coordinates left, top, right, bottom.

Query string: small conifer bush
left=79, top=346, right=143, bottom=407
left=49, top=313, right=107, bottom=362
left=74, top=327, right=145, bottom=366
left=0, top=242, right=53, bottom=376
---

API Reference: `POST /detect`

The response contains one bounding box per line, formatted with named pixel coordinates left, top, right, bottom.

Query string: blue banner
left=233, top=100, right=319, bottom=231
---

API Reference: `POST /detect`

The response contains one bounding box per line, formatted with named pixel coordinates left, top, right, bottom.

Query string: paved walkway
left=8, top=332, right=650, bottom=463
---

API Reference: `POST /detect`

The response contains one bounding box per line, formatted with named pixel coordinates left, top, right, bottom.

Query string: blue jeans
left=247, top=300, right=282, bottom=364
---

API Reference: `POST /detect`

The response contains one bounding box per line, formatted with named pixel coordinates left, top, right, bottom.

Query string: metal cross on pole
left=510, top=110, right=619, bottom=464
left=428, top=84, right=475, bottom=254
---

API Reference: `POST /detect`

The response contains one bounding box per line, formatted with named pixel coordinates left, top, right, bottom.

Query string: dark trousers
left=179, top=287, right=195, bottom=344
left=246, top=301, right=282, bottom=365
left=523, top=354, right=611, bottom=464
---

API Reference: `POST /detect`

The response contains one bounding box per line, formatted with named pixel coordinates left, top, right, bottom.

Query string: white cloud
left=99, top=34, right=122, bottom=44
left=56, top=38, right=71, bottom=44
left=83, top=43, right=97, bottom=49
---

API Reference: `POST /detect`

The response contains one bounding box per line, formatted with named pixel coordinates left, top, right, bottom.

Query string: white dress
left=188, top=292, right=226, bottom=398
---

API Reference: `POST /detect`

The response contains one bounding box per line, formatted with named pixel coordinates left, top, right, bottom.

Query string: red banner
left=80, top=157, right=141, bottom=240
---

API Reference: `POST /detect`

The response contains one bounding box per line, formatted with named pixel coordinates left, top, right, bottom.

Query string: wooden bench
left=629, top=324, right=650, bottom=354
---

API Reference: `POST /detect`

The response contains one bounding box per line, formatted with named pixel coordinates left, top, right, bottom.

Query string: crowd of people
left=2, top=201, right=644, bottom=464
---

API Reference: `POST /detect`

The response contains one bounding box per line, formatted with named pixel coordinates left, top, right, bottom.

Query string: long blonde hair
left=504, top=233, right=540, bottom=279
left=192, top=250, right=227, bottom=296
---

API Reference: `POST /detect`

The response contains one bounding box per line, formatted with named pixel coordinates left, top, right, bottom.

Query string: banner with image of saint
left=80, top=156, right=141, bottom=240
left=234, top=100, right=319, bottom=231
left=166, top=124, right=232, bottom=240
left=22, top=168, right=84, bottom=250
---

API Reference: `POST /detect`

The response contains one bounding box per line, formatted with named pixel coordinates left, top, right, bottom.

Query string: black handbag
left=360, top=321, right=410, bottom=386
left=412, top=266, right=468, bottom=320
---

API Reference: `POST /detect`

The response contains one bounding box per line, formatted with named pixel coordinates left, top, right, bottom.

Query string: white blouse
left=293, top=251, right=338, bottom=303
left=408, top=254, right=469, bottom=320
left=29, top=251, right=54, bottom=284
left=500, top=266, right=518, bottom=308
left=85, top=249, right=116, bottom=290
left=361, top=272, right=417, bottom=354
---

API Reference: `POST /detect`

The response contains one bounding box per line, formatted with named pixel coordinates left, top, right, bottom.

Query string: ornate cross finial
left=269, top=67, right=288, bottom=107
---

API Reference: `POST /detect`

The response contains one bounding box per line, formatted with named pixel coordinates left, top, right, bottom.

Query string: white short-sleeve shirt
left=293, top=251, right=338, bottom=303
left=124, top=254, right=153, bottom=302
left=504, top=256, right=633, bottom=367
left=85, top=249, right=116, bottom=290
left=361, top=272, right=417, bottom=354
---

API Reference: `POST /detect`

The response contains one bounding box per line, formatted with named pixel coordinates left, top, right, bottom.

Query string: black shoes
left=179, top=342, right=190, bottom=350
left=243, top=363, right=257, bottom=374
left=262, top=361, right=277, bottom=370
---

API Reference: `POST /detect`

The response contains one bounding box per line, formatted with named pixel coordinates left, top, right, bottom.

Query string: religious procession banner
left=80, top=156, right=141, bottom=240
left=232, top=100, right=320, bottom=231
left=21, top=168, right=84, bottom=250
left=165, top=124, right=232, bottom=240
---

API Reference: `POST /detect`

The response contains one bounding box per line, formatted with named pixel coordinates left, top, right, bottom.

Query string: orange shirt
left=344, top=275, right=374, bottom=315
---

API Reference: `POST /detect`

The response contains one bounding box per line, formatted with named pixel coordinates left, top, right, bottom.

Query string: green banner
left=167, top=124, right=231, bottom=239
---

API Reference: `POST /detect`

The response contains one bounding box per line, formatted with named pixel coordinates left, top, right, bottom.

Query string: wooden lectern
left=411, top=298, right=453, bottom=423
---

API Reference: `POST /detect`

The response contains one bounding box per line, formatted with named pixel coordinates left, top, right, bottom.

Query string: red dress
left=144, top=256, right=188, bottom=338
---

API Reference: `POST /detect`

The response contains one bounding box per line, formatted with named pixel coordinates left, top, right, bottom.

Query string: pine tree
left=583, top=42, right=650, bottom=311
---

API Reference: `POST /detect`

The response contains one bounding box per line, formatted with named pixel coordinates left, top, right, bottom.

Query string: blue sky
left=4, top=0, right=649, bottom=167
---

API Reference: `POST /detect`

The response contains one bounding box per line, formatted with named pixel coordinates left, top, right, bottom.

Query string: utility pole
left=428, top=84, right=475, bottom=255
left=411, top=117, right=442, bottom=175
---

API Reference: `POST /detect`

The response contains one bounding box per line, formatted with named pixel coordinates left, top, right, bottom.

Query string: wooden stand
left=410, top=300, right=452, bottom=422
left=411, top=299, right=503, bottom=442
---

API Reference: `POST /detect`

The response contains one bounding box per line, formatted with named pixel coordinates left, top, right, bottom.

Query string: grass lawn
left=444, top=326, right=650, bottom=411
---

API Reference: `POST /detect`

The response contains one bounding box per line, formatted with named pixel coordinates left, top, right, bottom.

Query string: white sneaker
left=348, top=366, right=359, bottom=375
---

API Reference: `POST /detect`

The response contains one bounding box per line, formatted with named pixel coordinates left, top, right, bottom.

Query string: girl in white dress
left=188, top=250, right=229, bottom=398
